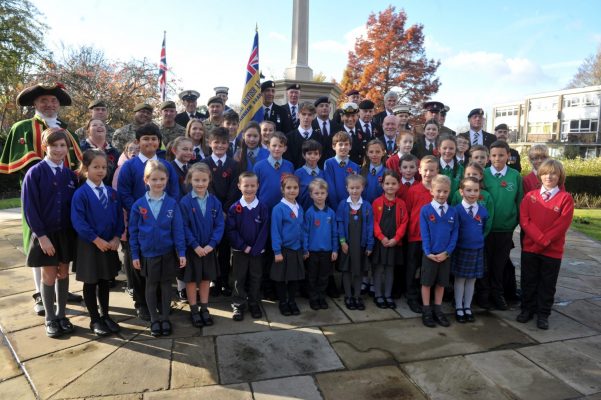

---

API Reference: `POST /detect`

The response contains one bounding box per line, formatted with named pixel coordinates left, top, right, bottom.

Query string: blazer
left=175, top=111, right=207, bottom=127
left=284, top=128, right=325, bottom=169
left=264, top=103, right=292, bottom=134
left=282, top=103, right=300, bottom=131
left=312, top=118, right=341, bottom=160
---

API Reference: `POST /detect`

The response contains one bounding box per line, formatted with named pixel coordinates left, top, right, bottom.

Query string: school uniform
left=396, top=177, right=416, bottom=203
left=179, top=192, right=224, bottom=282
left=227, top=197, right=270, bottom=308
left=452, top=201, right=488, bottom=279
left=361, top=164, right=385, bottom=204
left=295, top=165, right=324, bottom=211
left=439, top=159, right=464, bottom=195
left=171, top=159, right=191, bottom=196
left=450, top=189, right=494, bottom=237
left=79, top=140, right=120, bottom=186
left=285, top=128, right=325, bottom=169
left=411, top=135, right=437, bottom=159
left=519, top=188, right=574, bottom=318
left=253, top=156, right=295, bottom=209
left=22, top=158, right=77, bottom=267
left=271, top=199, right=305, bottom=282
left=323, top=156, right=360, bottom=210
left=117, top=154, right=180, bottom=212
left=190, top=144, right=208, bottom=164
left=312, top=118, right=340, bottom=160
left=241, top=147, right=269, bottom=172
left=419, top=202, right=459, bottom=287
left=71, top=181, right=124, bottom=283
left=303, top=205, right=338, bottom=301
left=336, top=198, right=375, bottom=274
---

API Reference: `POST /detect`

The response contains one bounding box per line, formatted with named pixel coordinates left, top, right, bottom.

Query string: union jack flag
left=158, top=31, right=167, bottom=101
left=238, top=29, right=263, bottom=133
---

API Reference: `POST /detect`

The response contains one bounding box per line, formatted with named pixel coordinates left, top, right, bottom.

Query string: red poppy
left=350, top=209, right=357, bottom=215
left=432, top=148, right=440, bottom=157
left=429, top=214, right=436, bottom=222
left=474, top=215, right=481, bottom=222
left=501, top=181, right=507, bottom=187
left=111, top=192, right=117, bottom=201
left=314, top=219, right=321, bottom=227
left=290, top=211, right=296, bottom=219
left=235, top=204, right=243, bottom=214
left=478, top=194, right=484, bottom=201
left=378, top=176, right=383, bottom=183
left=107, top=154, right=115, bottom=162
left=139, top=207, right=148, bottom=215
left=346, top=167, right=353, bottom=174
left=530, top=194, right=537, bottom=203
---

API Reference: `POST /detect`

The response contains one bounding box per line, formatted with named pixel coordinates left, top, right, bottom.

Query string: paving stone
left=519, top=338, right=601, bottom=395
left=562, top=261, right=601, bottom=277
left=557, top=274, right=601, bottom=296
left=579, top=393, right=601, bottom=400
left=0, top=375, right=35, bottom=399
left=0, top=342, right=22, bottom=381
left=0, top=245, right=25, bottom=270
left=324, top=314, right=533, bottom=369
left=490, top=309, right=598, bottom=343
left=171, top=336, right=218, bottom=389
left=554, top=285, right=598, bottom=303
left=316, top=365, right=426, bottom=400
left=394, top=300, right=422, bottom=319
left=403, top=356, right=510, bottom=400
left=132, top=307, right=203, bottom=341
left=252, top=376, right=322, bottom=400
left=217, top=327, right=343, bottom=384
left=202, top=301, right=271, bottom=337
left=554, top=299, right=601, bottom=332
left=72, top=394, right=143, bottom=400
left=56, top=338, right=172, bottom=398
left=466, top=350, right=581, bottom=400
left=0, top=292, right=48, bottom=333
left=144, top=383, right=252, bottom=399
left=23, top=337, right=122, bottom=399
left=331, top=296, right=401, bottom=323
left=263, top=297, right=350, bottom=330
left=0, top=266, right=35, bottom=297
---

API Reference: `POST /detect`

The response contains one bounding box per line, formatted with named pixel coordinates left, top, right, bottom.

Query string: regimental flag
left=238, top=28, right=263, bottom=134
left=158, top=31, right=167, bottom=101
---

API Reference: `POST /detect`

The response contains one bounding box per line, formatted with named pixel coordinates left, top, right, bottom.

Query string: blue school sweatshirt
left=271, top=201, right=304, bottom=255
left=226, top=199, right=270, bottom=256
left=362, top=165, right=385, bottom=204
left=179, top=193, right=224, bottom=249
left=323, top=157, right=360, bottom=210
left=71, top=184, right=124, bottom=242
left=454, top=203, right=488, bottom=249
left=335, top=199, right=375, bottom=251
left=419, top=203, right=459, bottom=256
left=295, top=166, right=324, bottom=211
left=303, top=205, right=338, bottom=252
left=253, top=158, right=295, bottom=209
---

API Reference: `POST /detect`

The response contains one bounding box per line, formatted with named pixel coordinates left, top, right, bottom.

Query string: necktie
left=303, top=131, right=309, bottom=140
left=473, top=132, right=479, bottom=145
left=182, top=164, right=188, bottom=175
left=189, top=113, right=195, bottom=119
left=387, top=140, right=394, bottom=152
left=468, top=205, right=474, bottom=217
left=542, top=191, right=551, bottom=201
left=274, top=161, right=280, bottom=170
left=371, top=168, right=376, bottom=176
left=54, top=166, right=61, bottom=175
left=96, top=186, right=108, bottom=209
left=495, top=172, right=502, bottom=178
left=322, top=121, right=328, bottom=137
left=364, top=123, right=371, bottom=137
left=311, top=170, right=317, bottom=177
left=428, top=142, right=434, bottom=153
left=444, top=165, right=451, bottom=173
left=194, top=147, right=201, bottom=160
left=217, top=159, right=223, bottom=168
left=404, top=182, right=411, bottom=188
left=264, top=108, right=270, bottom=120
left=439, top=205, right=445, bottom=217
left=248, top=151, right=255, bottom=164
left=291, top=105, right=297, bottom=123
left=339, top=161, right=346, bottom=168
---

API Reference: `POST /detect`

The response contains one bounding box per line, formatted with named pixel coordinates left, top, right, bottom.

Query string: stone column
left=284, top=0, right=313, bottom=81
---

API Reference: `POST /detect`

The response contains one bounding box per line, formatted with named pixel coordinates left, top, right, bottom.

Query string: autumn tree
left=566, top=44, right=601, bottom=89
left=339, top=6, right=440, bottom=110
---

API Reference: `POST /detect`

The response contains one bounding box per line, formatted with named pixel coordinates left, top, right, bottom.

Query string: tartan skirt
left=451, top=247, right=484, bottom=279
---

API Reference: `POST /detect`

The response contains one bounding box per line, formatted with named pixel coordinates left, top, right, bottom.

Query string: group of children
left=22, top=114, right=573, bottom=338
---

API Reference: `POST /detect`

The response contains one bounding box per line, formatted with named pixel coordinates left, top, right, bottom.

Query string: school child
left=112, top=140, right=139, bottom=188
left=303, top=178, right=338, bottom=310
left=201, top=127, right=241, bottom=297
left=22, top=128, right=78, bottom=338
left=405, top=155, right=438, bottom=313
left=167, top=136, right=194, bottom=196
left=129, top=160, right=186, bottom=337
left=452, top=176, right=488, bottom=323
left=361, top=139, right=386, bottom=204
left=185, top=119, right=209, bottom=164
left=323, top=131, right=360, bottom=210
left=179, top=163, right=224, bottom=327
left=371, top=171, right=408, bottom=308
left=419, top=175, right=458, bottom=328
left=395, top=154, right=419, bottom=202
left=284, top=102, right=324, bottom=169
left=412, top=119, right=439, bottom=159
left=235, top=122, right=269, bottom=172
left=519, top=160, right=574, bottom=330
left=468, top=145, right=489, bottom=169
left=523, top=144, right=556, bottom=194
left=222, top=110, right=240, bottom=157
left=437, top=134, right=464, bottom=195
left=295, top=140, right=324, bottom=211
left=455, top=134, right=469, bottom=165
left=227, top=172, right=270, bottom=321
left=260, top=120, right=276, bottom=149
left=336, top=174, right=374, bottom=310
left=71, top=149, right=124, bottom=336
left=271, top=174, right=306, bottom=316
left=117, top=123, right=180, bottom=320
left=385, top=131, right=414, bottom=174
left=254, top=132, right=295, bottom=209
left=479, top=140, right=523, bottom=311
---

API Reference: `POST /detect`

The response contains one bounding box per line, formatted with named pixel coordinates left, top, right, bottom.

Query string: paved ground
left=1, top=207, right=600, bottom=399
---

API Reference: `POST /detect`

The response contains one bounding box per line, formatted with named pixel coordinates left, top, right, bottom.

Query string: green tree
left=566, top=44, right=601, bottom=89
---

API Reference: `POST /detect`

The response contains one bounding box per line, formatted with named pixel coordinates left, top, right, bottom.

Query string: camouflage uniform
left=160, top=123, right=186, bottom=146
left=75, top=124, right=116, bottom=144
left=202, top=118, right=223, bottom=135
left=112, top=123, right=141, bottom=152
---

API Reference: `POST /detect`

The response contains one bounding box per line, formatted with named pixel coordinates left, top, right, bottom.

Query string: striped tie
left=291, top=105, right=297, bottom=124
left=468, top=205, right=474, bottom=217
left=96, top=186, right=108, bottom=209
left=473, top=132, right=479, bottom=145
left=439, top=205, right=445, bottom=217
left=542, top=191, right=551, bottom=202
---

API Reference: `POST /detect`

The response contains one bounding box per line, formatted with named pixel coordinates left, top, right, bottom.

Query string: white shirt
left=461, top=199, right=479, bottom=216
left=193, top=145, right=205, bottom=159
left=431, top=200, right=448, bottom=216
left=281, top=198, right=300, bottom=218
left=44, top=156, right=63, bottom=173
left=86, top=179, right=106, bottom=199
left=425, top=139, right=436, bottom=149
left=174, top=159, right=186, bottom=170
left=540, top=186, right=560, bottom=201
left=138, top=153, right=158, bottom=163
left=299, top=128, right=312, bottom=139
left=440, top=159, right=455, bottom=170
left=240, top=196, right=259, bottom=210
left=316, top=118, right=330, bottom=134
left=402, top=177, right=415, bottom=185
left=490, top=165, right=508, bottom=177
left=346, top=196, right=363, bottom=211
left=211, top=153, right=227, bottom=165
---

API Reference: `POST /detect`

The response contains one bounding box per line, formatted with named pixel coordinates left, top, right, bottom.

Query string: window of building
left=564, top=119, right=599, bottom=133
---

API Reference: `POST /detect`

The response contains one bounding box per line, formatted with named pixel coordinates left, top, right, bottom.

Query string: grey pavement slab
left=56, top=338, right=172, bottom=398
left=490, top=309, right=599, bottom=343
left=0, top=266, right=35, bottom=297
left=316, top=365, right=426, bottom=400
left=554, top=285, right=599, bottom=303
left=554, top=299, right=601, bottom=332
left=0, top=375, right=35, bottom=399
left=403, top=356, right=511, bottom=400
left=0, top=341, right=21, bottom=381
left=201, top=301, right=271, bottom=337
left=217, top=327, right=343, bottom=384
left=131, top=307, right=203, bottom=341
left=262, top=297, right=350, bottom=330
left=71, top=394, right=143, bottom=400
left=170, top=336, right=219, bottom=389
left=562, top=260, right=601, bottom=277
left=252, top=375, right=323, bottom=400
left=466, top=350, right=581, bottom=400
left=518, top=336, right=601, bottom=396
left=0, top=248, right=25, bottom=271
left=323, top=314, right=534, bottom=369
left=144, top=383, right=252, bottom=399
left=331, top=296, right=402, bottom=323
left=556, top=274, right=601, bottom=296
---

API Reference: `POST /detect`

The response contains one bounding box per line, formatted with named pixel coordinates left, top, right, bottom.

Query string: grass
left=0, top=197, right=20, bottom=210
left=572, top=209, right=601, bottom=242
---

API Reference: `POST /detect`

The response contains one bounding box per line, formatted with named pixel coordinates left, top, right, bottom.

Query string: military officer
left=74, top=99, right=116, bottom=143
left=439, top=105, right=457, bottom=136
left=214, top=86, right=232, bottom=112
left=392, top=104, right=413, bottom=132
left=282, top=83, right=301, bottom=130
left=159, top=100, right=186, bottom=146
left=202, top=96, right=225, bottom=134
left=112, top=103, right=154, bottom=152
left=261, top=80, right=291, bottom=133
left=175, top=90, right=206, bottom=127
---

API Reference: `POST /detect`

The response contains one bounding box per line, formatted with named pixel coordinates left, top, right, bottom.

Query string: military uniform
left=75, top=124, right=116, bottom=144
left=160, top=123, right=186, bottom=146
left=112, top=123, right=141, bottom=152
left=440, top=125, right=456, bottom=136
left=202, top=118, right=223, bottom=135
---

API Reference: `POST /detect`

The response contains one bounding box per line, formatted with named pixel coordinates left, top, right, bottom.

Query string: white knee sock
left=32, top=267, right=42, bottom=293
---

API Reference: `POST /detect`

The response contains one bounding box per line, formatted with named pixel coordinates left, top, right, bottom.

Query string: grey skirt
left=270, top=248, right=305, bottom=282
left=74, top=238, right=120, bottom=283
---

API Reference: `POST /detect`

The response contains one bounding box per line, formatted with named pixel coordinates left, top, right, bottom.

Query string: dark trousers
left=122, top=240, right=146, bottom=308
left=217, top=238, right=232, bottom=288
left=405, top=242, right=423, bottom=302
left=480, top=232, right=514, bottom=300
left=306, top=251, right=332, bottom=301
left=232, top=251, right=263, bottom=308
left=520, top=251, right=561, bottom=317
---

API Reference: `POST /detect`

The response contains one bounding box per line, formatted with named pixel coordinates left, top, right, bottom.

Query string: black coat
left=175, top=111, right=207, bottom=127
left=284, top=128, right=325, bottom=169
left=312, top=119, right=341, bottom=161
left=264, top=103, right=292, bottom=133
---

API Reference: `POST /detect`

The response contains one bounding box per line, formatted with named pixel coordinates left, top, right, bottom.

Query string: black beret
left=495, top=123, right=509, bottom=131
left=467, top=108, right=484, bottom=118
left=358, top=99, right=375, bottom=110
left=207, top=96, right=224, bottom=106
left=287, top=83, right=301, bottom=91
left=261, top=80, right=275, bottom=92
left=314, top=96, right=329, bottom=107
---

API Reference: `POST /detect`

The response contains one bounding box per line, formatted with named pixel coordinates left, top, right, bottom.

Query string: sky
left=32, top=0, right=601, bottom=131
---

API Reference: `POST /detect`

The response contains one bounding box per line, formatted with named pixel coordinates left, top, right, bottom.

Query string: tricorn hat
left=17, top=82, right=72, bottom=107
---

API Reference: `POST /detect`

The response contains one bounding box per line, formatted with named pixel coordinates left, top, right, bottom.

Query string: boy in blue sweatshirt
left=419, top=175, right=458, bottom=328
left=226, top=172, right=270, bottom=321
left=324, top=131, right=360, bottom=209
left=295, top=139, right=324, bottom=211
left=303, top=178, right=338, bottom=310
left=253, top=132, right=295, bottom=209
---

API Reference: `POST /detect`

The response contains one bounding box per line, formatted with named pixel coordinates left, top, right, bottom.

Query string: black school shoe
left=421, top=306, right=436, bottom=328
left=408, top=300, right=423, bottom=314
left=288, top=301, right=301, bottom=315
left=67, top=292, right=83, bottom=303
left=455, top=309, right=466, bottom=323
left=221, top=285, right=233, bottom=297
left=432, top=306, right=450, bottom=327
left=101, top=316, right=121, bottom=333
left=191, top=312, right=204, bottom=327
left=279, top=301, right=291, bottom=316
left=344, top=297, right=357, bottom=310
left=58, top=317, right=75, bottom=334
left=516, top=310, right=535, bottom=323
left=45, top=320, right=62, bottom=338
left=309, top=299, right=321, bottom=311
left=150, top=321, right=162, bottom=337
left=136, top=306, right=151, bottom=321
left=318, top=298, right=329, bottom=309
left=161, top=320, right=172, bottom=336
left=249, top=303, right=263, bottom=319
left=178, top=289, right=188, bottom=303
left=90, top=320, right=111, bottom=337
left=492, top=295, right=509, bottom=311
left=385, top=298, right=397, bottom=309
left=200, top=309, right=214, bottom=326
left=374, top=296, right=387, bottom=309
left=464, top=309, right=475, bottom=323
left=232, top=307, right=244, bottom=322
left=537, top=317, right=549, bottom=330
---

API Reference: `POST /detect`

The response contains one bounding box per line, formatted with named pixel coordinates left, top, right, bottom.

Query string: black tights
left=83, top=280, right=110, bottom=323
left=276, top=281, right=299, bottom=303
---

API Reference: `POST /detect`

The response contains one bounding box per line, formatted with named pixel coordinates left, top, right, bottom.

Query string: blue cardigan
left=362, top=167, right=385, bottom=204
left=254, top=158, right=295, bottom=209
left=454, top=204, right=488, bottom=249
left=129, top=194, right=186, bottom=260
left=71, top=184, right=124, bottom=242
left=323, top=157, right=360, bottom=209
left=294, top=166, right=324, bottom=211
left=226, top=200, right=270, bottom=256
left=419, top=204, right=459, bottom=255
left=335, top=199, right=374, bottom=251
left=179, top=193, right=225, bottom=250
left=303, top=205, right=338, bottom=252
left=271, top=201, right=305, bottom=255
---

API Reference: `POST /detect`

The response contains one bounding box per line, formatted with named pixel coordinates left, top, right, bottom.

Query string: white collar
left=384, top=134, right=396, bottom=142
left=441, top=159, right=455, bottom=169
left=299, top=127, right=312, bottom=136
left=211, top=153, right=227, bottom=164
left=425, top=138, right=436, bottom=146
left=334, top=155, right=349, bottom=165
left=240, top=196, right=259, bottom=209
left=402, top=177, right=415, bottom=185
left=174, top=159, right=186, bottom=169
left=317, top=117, right=329, bottom=125
left=289, top=103, right=298, bottom=110
left=490, top=165, right=508, bottom=176
left=359, top=119, right=370, bottom=127
left=431, top=200, right=448, bottom=213
left=346, top=196, right=363, bottom=210
left=86, top=179, right=105, bottom=191
left=470, top=129, right=483, bottom=136
left=540, top=186, right=560, bottom=198
left=35, top=111, right=59, bottom=128
left=44, top=156, right=63, bottom=170
left=138, top=153, right=158, bottom=163
left=281, top=198, right=299, bottom=217
left=461, top=199, right=478, bottom=213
